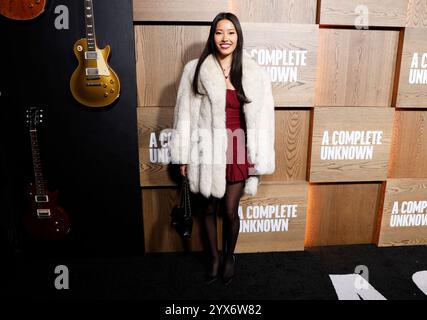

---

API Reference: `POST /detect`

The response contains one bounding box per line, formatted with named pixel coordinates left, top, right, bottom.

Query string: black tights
left=203, top=181, right=245, bottom=277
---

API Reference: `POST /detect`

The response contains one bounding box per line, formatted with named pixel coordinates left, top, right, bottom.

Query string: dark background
left=0, top=0, right=144, bottom=257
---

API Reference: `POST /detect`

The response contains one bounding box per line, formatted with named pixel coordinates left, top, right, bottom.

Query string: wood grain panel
left=309, top=107, right=395, bottom=182
left=320, top=0, right=408, bottom=27
left=305, top=182, right=383, bottom=247
left=134, top=25, right=209, bottom=107
left=138, top=107, right=176, bottom=187
left=231, top=0, right=317, bottom=24
left=242, top=23, right=318, bottom=107
left=406, top=0, right=427, bottom=27
left=378, top=178, right=427, bottom=246
left=133, top=0, right=229, bottom=22
left=235, top=181, right=308, bottom=252
left=263, top=110, right=310, bottom=182
left=315, top=29, right=399, bottom=107
left=389, top=110, right=427, bottom=178
left=142, top=188, right=205, bottom=252
left=396, top=28, right=427, bottom=107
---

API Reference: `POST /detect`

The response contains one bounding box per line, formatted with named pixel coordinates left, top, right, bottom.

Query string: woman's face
left=214, top=19, right=238, bottom=58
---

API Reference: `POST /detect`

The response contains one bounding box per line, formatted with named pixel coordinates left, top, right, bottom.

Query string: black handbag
left=171, top=175, right=193, bottom=239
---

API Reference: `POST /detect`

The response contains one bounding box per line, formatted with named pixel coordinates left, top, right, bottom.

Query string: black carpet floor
left=2, top=244, right=427, bottom=301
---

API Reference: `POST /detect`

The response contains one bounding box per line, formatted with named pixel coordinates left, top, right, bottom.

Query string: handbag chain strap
left=183, top=176, right=192, bottom=219
left=179, top=176, right=186, bottom=209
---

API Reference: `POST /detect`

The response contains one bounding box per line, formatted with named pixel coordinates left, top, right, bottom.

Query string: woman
left=169, top=12, right=275, bottom=285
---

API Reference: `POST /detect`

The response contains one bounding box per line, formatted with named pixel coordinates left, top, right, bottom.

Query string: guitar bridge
left=37, top=209, right=51, bottom=219
left=86, top=82, right=102, bottom=87
left=35, top=195, right=49, bottom=202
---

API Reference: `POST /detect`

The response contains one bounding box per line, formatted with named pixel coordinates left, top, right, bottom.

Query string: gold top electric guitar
left=70, top=0, right=120, bottom=108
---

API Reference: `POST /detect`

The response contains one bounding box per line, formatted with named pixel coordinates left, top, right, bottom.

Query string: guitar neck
left=84, top=0, right=97, bottom=52
left=29, top=129, right=46, bottom=195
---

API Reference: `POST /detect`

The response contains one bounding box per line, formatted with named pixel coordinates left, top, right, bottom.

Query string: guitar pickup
left=85, top=51, right=98, bottom=60
left=37, top=209, right=51, bottom=218
left=35, top=195, right=49, bottom=202
left=86, top=82, right=102, bottom=86
left=86, top=68, right=100, bottom=77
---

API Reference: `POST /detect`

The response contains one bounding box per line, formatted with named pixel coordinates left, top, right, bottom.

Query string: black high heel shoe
left=204, top=261, right=219, bottom=285
left=222, top=255, right=235, bottom=286
left=205, top=273, right=218, bottom=285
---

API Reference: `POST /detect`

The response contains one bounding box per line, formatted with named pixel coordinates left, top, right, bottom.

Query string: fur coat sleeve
left=169, top=60, right=197, bottom=164
left=248, top=66, right=275, bottom=176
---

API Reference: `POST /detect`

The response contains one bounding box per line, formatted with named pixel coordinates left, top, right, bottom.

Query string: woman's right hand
left=180, top=164, right=187, bottom=177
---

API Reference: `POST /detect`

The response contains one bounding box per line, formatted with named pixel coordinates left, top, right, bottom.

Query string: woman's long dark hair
left=192, top=12, right=251, bottom=105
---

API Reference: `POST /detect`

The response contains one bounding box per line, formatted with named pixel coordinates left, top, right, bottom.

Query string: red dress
left=225, top=89, right=254, bottom=182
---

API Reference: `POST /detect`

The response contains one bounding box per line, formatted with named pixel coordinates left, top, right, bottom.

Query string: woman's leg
left=203, top=195, right=220, bottom=278
left=222, top=180, right=245, bottom=280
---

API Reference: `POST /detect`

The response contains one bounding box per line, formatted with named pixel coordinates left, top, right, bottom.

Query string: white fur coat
left=168, top=52, right=275, bottom=198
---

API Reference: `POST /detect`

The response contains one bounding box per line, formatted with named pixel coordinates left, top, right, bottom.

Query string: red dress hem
left=225, top=89, right=255, bottom=183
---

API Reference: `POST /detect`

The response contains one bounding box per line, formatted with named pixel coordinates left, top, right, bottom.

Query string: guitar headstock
left=26, top=107, right=44, bottom=129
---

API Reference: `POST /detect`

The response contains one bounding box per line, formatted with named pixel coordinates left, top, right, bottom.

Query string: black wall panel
left=0, top=0, right=143, bottom=256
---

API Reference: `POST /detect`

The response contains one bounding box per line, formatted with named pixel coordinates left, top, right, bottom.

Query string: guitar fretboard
left=84, top=0, right=97, bottom=52
left=30, top=130, right=46, bottom=196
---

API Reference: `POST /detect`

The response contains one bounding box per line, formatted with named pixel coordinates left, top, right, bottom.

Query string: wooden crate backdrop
left=309, top=107, right=394, bottom=183
left=315, top=29, right=399, bottom=107
left=389, top=110, right=427, bottom=177
left=242, top=23, right=319, bottom=107
left=406, top=0, right=427, bottom=27
left=377, top=178, right=427, bottom=247
left=236, top=182, right=308, bottom=252
left=133, top=0, right=427, bottom=252
left=396, top=27, right=427, bottom=108
left=231, top=0, right=317, bottom=24
left=319, top=0, right=408, bottom=27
